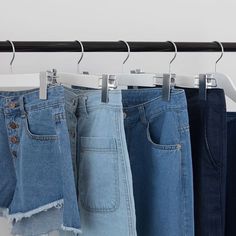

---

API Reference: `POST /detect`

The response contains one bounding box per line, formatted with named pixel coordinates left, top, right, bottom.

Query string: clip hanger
left=162, top=41, right=177, bottom=101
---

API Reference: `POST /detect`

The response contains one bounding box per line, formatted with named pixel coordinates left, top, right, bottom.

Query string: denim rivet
left=8, top=102, right=17, bottom=109
left=177, top=144, right=181, bottom=150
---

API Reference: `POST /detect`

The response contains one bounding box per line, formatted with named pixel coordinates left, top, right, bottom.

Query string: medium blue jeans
left=122, top=88, right=194, bottom=236
left=0, top=86, right=81, bottom=235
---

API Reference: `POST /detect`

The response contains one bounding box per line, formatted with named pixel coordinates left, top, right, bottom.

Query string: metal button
left=123, top=112, right=127, bottom=119
left=10, top=136, right=19, bottom=144
left=8, top=102, right=17, bottom=108
left=9, top=122, right=19, bottom=129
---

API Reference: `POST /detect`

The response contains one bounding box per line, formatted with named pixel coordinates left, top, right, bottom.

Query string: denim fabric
left=0, top=86, right=81, bottom=235
left=122, top=88, right=194, bottom=236
left=59, top=88, right=137, bottom=236
left=225, top=112, right=236, bottom=236
left=184, top=88, right=227, bottom=236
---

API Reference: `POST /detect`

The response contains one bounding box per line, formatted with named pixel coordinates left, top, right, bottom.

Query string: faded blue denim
left=60, top=88, right=137, bottom=236
left=122, top=88, right=194, bottom=236
left=0, top=86, right=81, bottom=235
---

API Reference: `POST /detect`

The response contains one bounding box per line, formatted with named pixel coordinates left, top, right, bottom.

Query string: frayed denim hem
left=61, top=225, right=83, bottom=235
left=4, top=199, right=64, bottom=223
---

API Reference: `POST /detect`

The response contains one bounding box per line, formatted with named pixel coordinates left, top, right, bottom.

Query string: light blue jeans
left=60, top=88, right=137, bottom=236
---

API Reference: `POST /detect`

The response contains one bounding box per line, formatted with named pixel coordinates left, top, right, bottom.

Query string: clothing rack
left=0, top=41, right=236, bottom=53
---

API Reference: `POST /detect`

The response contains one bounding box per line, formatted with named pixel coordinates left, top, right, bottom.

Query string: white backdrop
left=0, top=0, right=236, bottom=235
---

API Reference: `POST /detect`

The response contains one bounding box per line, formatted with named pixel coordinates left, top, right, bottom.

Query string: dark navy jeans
left=184, top=88, right=227, bottom=236
left=225, top=112, right=236, bottom=236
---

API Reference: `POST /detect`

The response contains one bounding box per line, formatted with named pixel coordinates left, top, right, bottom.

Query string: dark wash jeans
left=183, top=88, right=227, bottom=236
left=225, top=112, right=236, bottom=236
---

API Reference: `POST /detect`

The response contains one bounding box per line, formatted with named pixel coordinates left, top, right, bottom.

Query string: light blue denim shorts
left=0, top=85, right=81, bottom=235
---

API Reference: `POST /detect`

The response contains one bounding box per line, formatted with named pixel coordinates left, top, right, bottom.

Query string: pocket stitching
left=23, top=114, right=58, bottom=141
left=146, top=123, right=181, bottom=151
left=79, top=138, right=120, bottom=212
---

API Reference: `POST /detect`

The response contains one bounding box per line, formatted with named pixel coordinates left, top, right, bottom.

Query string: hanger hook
left=6, top=40, right=15, bottom=68
left=213, top=41, right=224, bottom=73
left=75, top=40, right=84, bottom=73
left=167, top=41, right=177, bottom=74
left=119, top=40, right=130, bottom=65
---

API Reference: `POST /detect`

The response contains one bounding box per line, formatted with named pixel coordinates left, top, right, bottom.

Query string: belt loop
left=81, top=96, right=89, bottom=117
left=19, top=96, right=27, bottom=118
left=139, top=105, right=147, bottom=124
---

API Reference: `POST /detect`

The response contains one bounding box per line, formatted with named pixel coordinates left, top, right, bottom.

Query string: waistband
left=64, top=87, right=122, bottom=113
left=122, top=88, right=187, bottom=109
left=0, top=85, right=65, bottom=114
left=178, top=87, right=226, bottom=108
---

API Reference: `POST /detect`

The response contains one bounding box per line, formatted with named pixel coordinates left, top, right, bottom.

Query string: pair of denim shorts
left=0, top=85, right=81, bottom=235
left=183, top=88, right=227, bottom=236
left=122, top=88, right=194, bottom=236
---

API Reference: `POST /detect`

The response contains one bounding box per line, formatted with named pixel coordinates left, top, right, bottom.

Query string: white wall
left=1, top=0, right=236, bottom=235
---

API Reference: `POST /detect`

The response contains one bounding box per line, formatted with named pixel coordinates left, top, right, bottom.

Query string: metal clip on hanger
left=194, top=41, right=236, bottom=102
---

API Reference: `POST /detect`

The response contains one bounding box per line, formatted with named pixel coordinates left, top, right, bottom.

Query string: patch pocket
left=23, top=108, right=58, bottom=141
left=79, top=137, right=119, bottom=212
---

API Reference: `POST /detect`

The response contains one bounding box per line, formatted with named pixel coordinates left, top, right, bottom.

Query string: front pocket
left=23, top=108, right=58, bottom=141
left=146, top=111, right=181, bottom=151
left=79, top=137, right=119, bottom=212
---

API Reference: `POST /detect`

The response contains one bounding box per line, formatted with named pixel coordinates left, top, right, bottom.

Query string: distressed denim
left=122, top=88, right=194, bottom=236
left=0, top=86, right=81, bottom=235
left=184, top=88, right=227, bottom=236
left=59, top=88, right=137, bottom=236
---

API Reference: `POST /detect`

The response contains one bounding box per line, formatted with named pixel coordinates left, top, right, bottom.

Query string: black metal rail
left=0, top=41, right=235, bottom=53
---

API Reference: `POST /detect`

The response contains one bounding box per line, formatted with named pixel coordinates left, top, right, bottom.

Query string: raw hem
left=0, top=207, right=6, bottom=216
left=6, top=199, right=64, bottom=223
left=61, top=225, right=82, bottom=234
left=11, top=224, right=82, bottom=236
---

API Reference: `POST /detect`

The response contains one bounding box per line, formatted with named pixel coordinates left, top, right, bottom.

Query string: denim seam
left=147, top=107, right=188, bottom=125
left=122, top=90, right=185, bottom=109
left=25, top=101, right=65, bottom=113
left=79, top=138, right=120, bottom=213
left=218, top=98, right=225, bottom=235
left=116, top=109, right=135, bottom=236
left=22, top=115, right=59, bottom=141
left=176, top=108, right=188, bottom=236
left=80, top=104, right=122, bottom=112
left=146, top=122, right=182, bottom=151
left=203, top=107, right=220, bottom=170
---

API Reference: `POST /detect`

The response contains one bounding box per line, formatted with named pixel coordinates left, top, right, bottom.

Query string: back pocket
left=79, top=137, right=119, bottom=212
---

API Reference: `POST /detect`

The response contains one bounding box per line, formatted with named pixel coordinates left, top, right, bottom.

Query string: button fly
left=9, top=122, right=19, bottom=129
left=10, top=136, right=19, bottom=144
left=8, top=102, right=17, bottom=109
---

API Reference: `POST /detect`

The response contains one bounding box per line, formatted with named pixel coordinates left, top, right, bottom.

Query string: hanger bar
left=0, top=41, right=236, bottom=52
